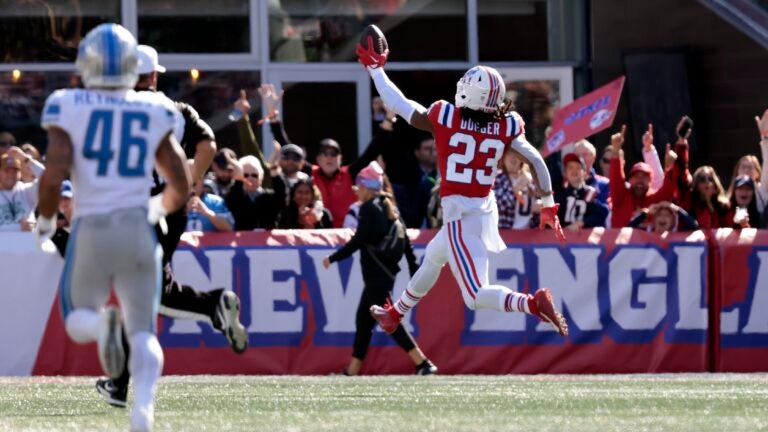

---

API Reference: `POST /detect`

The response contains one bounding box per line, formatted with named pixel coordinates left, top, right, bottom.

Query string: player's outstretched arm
left=155, top=132, right=192, bottom=216
left=509, top=134, right=565, bottom=241
left=356, top=35, right=433, bottom=133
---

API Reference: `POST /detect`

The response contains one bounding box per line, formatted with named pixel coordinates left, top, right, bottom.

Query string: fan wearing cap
left=305, top=134, right=386, bottom=229
left=555, top=153, right=609, bottom=231
left=727, top=174, right=761, bottom=228
left=608, top=125, right=683, bottom=227
left=0, top=146, right=45, bottom=231
left=137, top=44, right=216, bottom=186
left=322, top=162, right=437, bottom=376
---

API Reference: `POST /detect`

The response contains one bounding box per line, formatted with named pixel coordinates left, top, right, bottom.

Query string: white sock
left=65, top=309, right=101, bottom=343
left=129, top=332, right=164, bottom=416
left=475, top=286, right=530, bottom=313
left=395, top=260, right=441, bottom=315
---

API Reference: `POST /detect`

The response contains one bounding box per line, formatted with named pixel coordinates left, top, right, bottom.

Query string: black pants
left=353, top=279, right=416, bottom=360
left=156, top=208, right=222, bottom=324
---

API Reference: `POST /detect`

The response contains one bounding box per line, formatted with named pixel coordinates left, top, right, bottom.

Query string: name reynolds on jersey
left=73, top=90, right=155, bottom=108
left=159, top=243, right=768, bottom=347
left=459, top=118, right=501, bottom=135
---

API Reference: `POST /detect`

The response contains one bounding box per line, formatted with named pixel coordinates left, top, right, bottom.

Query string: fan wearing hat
left=322, top=162, right=437, bottom=376
left=555, top=153, right=609, bottom=231
left=727, top=174, right=762, bottom=228
left=608, top=125, right=684, bottom=227
left=0, top=146, right=45, bottom=231
left=308, top=137, right=381, bottom=228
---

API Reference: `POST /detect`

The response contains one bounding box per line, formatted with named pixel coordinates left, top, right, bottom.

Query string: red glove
left=356, top=36, right=389, bottom=70
left=539, top=204, right=566, bottom=242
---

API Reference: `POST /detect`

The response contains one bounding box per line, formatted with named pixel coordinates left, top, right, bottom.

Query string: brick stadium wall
left=590, top=0, right=768, bottom=180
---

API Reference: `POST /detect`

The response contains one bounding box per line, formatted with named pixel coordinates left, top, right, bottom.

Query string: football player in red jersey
left=356, top=34, right=568, bottom=337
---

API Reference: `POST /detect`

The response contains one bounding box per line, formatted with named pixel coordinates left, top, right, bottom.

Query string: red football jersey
left=427, top=100, right=525, bottom=198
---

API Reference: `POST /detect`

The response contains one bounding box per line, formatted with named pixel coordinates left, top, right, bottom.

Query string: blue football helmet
left=76, top=23, right=139, bottom=89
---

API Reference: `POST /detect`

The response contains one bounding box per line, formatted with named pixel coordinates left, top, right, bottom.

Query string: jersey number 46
left=83, top=110, right=149, bottom=177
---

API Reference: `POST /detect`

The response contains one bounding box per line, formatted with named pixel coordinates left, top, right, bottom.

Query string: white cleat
left=97, top=306, right=125, bottom=379
left=130, top=405, right=154, bottom=432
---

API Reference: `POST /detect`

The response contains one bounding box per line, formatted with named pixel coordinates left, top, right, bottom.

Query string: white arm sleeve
left=510, top=135, right=555, bottom=207
left=643, top=147, right=664, bottom=191
left=369, top=68, right=427, bottom=123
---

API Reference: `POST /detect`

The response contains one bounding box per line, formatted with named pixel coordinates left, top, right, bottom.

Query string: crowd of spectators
left=1, top=83, right=767, bottom=236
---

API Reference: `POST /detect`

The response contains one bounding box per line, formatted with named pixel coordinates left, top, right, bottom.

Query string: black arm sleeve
left=176, top=102, right=215, bottom=157
left=269, top=121, right=291, bottom=147
left=676, top=207, right=700, bottom=230
left=403, top=227, right=419, bottom=277
left=628, top=211, right=649, bottom=228
left=330, top=201, right=375, bottom=262
left=347, top=131, right=390, bottom=179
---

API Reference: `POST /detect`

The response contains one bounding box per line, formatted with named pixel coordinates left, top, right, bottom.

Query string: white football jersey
left=42, top=88, right=182, bottom=220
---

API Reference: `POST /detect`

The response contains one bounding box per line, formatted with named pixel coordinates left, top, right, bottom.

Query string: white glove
left=35, top=214, right=57, bottom=253
left=147, top=194, right=169, bottom=235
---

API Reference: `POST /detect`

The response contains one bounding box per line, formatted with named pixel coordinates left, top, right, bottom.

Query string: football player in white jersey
left=36, top=23, right=191, bottom=432
left=356, top=30, right=568, bottom=338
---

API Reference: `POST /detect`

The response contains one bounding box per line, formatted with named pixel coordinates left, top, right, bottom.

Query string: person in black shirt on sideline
left=323, top=162, right=436, bottom=376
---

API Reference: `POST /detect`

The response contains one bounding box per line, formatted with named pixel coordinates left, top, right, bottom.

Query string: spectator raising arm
left=756, top=109, right=768, bottom=215
left=641, top=124, right=664, bottom=191
left=233, top=89, right=274, bottom=190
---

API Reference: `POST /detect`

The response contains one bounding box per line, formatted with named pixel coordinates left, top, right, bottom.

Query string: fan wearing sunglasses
left=683, top=166, right=730, bottom=229
left=224, top=155, right=287, bottom=230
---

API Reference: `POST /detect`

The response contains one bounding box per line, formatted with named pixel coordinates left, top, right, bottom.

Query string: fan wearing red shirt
left=356, top=32, right=568, bottom=337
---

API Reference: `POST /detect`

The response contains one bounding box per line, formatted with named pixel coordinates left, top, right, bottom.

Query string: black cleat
left=215, top=291, right=248, bottom=354
left=95, top=377, right=127, bottom=408
left=415, top=359, right=438, bottom=376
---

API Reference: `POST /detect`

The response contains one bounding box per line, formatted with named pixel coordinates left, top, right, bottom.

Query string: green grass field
left=1, top=374, right=766, bottom=432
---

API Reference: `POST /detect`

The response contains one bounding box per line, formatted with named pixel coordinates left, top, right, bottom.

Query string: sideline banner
left=710, top=229, right=768, bottom=371
left=28, top=228, right=711, bottom=375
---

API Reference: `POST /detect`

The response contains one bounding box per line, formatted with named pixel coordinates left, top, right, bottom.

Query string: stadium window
left=0, top=0, right=120, bottom=63
left=478, top=0, right=549, bottom=61
left=0, top=71, right=82, bottom=152
left=138, top=0, right=250, bottom=53
left=156, top=71, right=262, bottom=150
left=269, top=0, right=467, bottom=62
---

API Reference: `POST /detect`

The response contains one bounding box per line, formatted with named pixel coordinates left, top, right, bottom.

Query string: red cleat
left=528, top=288, right=569, bottom=336
left=369, top=299, right=402, bottom=334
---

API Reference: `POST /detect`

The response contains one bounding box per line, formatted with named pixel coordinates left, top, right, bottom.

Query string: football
left=360, top=24, right=388, bottom=54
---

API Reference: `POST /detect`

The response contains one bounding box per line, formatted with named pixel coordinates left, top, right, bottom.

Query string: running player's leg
left=61, top=219, right=112, bottom=343
left=446, top=215, right=568, bottom=335
left=391, top=226, right=449, bottom=316
left=62, top=217, right=128, bottom=378
left=156, top=207, right=247, bottom=353
left=112, top=209, right=164, bottom=432
left=444, top=217, right=531, bottom=312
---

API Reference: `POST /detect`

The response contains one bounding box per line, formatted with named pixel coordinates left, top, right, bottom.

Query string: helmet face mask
left=454, top=66, right=506, bottom=113
left=76, top=23, right=139, bottom=89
